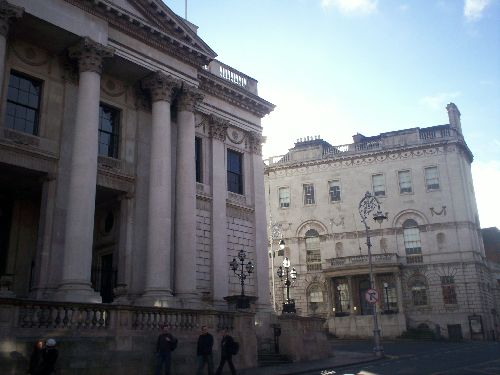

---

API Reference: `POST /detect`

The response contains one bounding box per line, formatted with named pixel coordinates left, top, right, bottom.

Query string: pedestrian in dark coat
left=215, top=329, right=236, bottom=375
left=27, top=340, right=44, bottom=375
left=156, top=324, right=177, bottom=375
left=39, top=339, right=58, bottom=375
left=196, top=325, right=214, bottom=375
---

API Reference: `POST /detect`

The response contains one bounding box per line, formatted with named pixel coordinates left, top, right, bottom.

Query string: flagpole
left=185, top=0, right=187, bottom=19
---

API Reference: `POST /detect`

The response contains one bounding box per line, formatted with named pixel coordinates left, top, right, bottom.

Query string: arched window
left=307, top=284, right=325, bottom=315
left=305, top=229, right=321, bottom=271
left=335, top=242, right=343, bottom=258
left=403, top=219, right=422, bottom=263
left=408, top=276, right=428, bottom=306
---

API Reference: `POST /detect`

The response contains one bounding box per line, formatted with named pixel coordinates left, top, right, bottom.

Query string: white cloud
left=464, top=0, right=491, bottom=21
left=399, top=4, right=410, bottom=12
left=420, top=91, right=461, bottom=110
left=321, top=0, right=377, bottom=15
left=472, top=160, right=500, bottom=228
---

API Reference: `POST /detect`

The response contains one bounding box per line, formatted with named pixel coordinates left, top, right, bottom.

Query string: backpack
left=230, top=341, right=239, bottom=355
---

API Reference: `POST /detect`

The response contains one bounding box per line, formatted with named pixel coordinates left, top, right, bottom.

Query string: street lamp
left=277, top=251, right=297, bottom=313
left=230, top=249, right=254, bottom=309
left=359, top=191, right=388, bottom=358
left=269, top=221, right=284, bottom=312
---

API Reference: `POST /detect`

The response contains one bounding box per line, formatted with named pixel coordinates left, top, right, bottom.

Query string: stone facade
left=264, top=104, right=498, bottom=340
left=0, top=0, right=286, bottom=372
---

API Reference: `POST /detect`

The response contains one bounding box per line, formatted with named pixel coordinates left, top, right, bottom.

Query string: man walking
left=197, top=325, right=214, bottom=375
left=156, top=324, right=177, bottom=375
left=215, top=329, right=237, bottom=375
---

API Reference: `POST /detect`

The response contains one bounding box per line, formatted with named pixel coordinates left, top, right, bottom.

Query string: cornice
left=198, top=70, right=275, bottom=118
left=64, top=0, right=215, bottom=67
left=265, top=140, right=469, bottom=175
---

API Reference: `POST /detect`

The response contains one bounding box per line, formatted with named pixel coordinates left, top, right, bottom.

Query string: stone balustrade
left=326, top=253, right=400, bottom=269
left=203, top=60, right=258, bottom=94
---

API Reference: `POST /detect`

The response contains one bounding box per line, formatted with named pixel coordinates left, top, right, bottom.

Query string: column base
left=54, top=282, right=102, bottom=303
left=135, top=289, right=175, bottom=307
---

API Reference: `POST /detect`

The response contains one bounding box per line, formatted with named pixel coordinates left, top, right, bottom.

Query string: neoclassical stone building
left=265, top=104, right=498, bottom=340
left=0, top=1, right=317, bottom=373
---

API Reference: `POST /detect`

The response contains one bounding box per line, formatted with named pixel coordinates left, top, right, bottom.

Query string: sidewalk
left=239, top=351, right=382, bottom=375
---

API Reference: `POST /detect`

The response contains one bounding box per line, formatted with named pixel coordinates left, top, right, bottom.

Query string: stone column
left=139, top=72, right=178, bottom=306
left=174, top=85, right=203, bottom=306
left=31, top=174, right=56, bottom=299
left=209, top=115, right=229, bottom=308
left=249, top=131, right=271, bottom=309
left=114, top=193, right=134, bottom=304
left=0, top=1, right=23, bottom=92
left=56, top=38, right=113, bottom=302
left=395, top=272, right=404, bottom=313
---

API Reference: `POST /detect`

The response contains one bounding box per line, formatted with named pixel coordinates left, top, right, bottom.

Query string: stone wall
left=0, top=298, right=256, bottom=375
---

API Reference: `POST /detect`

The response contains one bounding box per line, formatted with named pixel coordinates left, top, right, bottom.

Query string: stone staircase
left=258, top=351, right=293, bottom=367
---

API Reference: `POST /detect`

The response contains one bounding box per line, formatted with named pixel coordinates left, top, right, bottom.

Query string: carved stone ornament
left=208, top=114, right=228, bottom=142
left=430, top=206, right=447, bottom=216
left=68, top=37, right=114, bottom=75
left=12, top=41, right=48, bottom=66
left=141, top=71, right=179, bottom=103
left=0, top=1, right=23, bottom=37
left=177, top=85, right=204, bottom=112
left=248, top=131, right=263, bottom=155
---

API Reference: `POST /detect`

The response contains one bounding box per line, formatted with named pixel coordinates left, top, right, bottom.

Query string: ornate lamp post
left=277, top=248, right=297, bottom=313
left=269, top=221, right=284, bottom=312
left=359, top=191, right=388, bottom=358
left=230, top=249, right=254, bottom=309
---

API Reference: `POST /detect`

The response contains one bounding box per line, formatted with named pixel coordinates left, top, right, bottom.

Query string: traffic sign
left=364, top=288, right=379, bottom=304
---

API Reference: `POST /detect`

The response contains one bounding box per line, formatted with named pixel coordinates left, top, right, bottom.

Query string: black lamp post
left=277, top=249, right=297, bottom=313
left=359, top=191, right=388, bottom=358
left=230, top=249, right=254, bottom=309
left=383, top=282, right=390, bottom=312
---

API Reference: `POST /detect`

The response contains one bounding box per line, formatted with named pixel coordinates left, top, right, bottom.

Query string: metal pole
left=285, top=267, right=290, bottom=303
left=270, top=239, right=276, bottom=312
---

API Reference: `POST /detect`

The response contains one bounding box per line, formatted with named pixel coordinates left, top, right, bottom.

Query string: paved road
left=301, top=340, right=500, bottom=375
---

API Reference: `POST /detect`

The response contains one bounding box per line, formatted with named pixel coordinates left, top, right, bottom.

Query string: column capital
left=208, top=114, right=228, bottom=142
left=177, top=85, right=204, bottom=112
left=0, top=1, right=23, bottom=37
left=248, top=131, right=263, bottom=155
left=68, top=37, right=114, bottom=74
left=141, top=71, right=179, bottom=103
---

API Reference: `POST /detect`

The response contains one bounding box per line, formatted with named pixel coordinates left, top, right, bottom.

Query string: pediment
left=68, top=0, right=217, bottom=66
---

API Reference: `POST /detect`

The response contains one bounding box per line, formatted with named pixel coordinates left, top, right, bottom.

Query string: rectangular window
left=425, top=166, right=440, bottom=191
left=398, top=170, right=412, bottom=194
left=6, top=71, right=42, bottom=135
left=441, top=276, right=457, bottom=304
left=278, top=187, right=290, bottom=208
left=98, top=104, right=120, bottom=158
left=328, top=180, right=341, bottom=202
left=372, top=174, right=386, bottom=197
left=303, top=184, right=315, bottom=205
left=195, top=137, right=202, bottom=183
left=227, top=149, right=243, bottom=194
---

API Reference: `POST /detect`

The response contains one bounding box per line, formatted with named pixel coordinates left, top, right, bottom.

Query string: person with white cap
left=39, top=338, right=58, bottom=375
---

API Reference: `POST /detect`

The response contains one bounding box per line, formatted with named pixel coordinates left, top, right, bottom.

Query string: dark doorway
left=448, top=324, right=463, bottom=341
left=100, top=254, right=114, bottom=303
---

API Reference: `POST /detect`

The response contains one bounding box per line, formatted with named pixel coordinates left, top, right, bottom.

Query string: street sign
left=364, top=288, right=379, bottom=304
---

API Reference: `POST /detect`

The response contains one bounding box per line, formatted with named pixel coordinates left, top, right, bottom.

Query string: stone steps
left=258, top=351, right=293, bottom=367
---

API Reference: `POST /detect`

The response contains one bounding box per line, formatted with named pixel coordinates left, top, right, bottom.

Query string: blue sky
left=166, top=0, right=499, bottom=228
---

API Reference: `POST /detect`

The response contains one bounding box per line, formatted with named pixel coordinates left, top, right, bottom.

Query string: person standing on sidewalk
left=197, top=325, right=214, bottom=375
left=156, top=324, right=177, bottom=375
left=215, top=329, right=237, bottom=375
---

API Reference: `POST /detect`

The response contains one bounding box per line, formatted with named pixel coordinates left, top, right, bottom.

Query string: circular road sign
left=364, top=288, right=379, bottom=304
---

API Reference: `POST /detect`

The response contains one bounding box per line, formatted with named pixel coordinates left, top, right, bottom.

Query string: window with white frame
left=328, top=180, right=341, bottom=202
left=403, top=219, right=422, bottom=263
left=398, top=170, right=412, bottom=194
left=424, top=166, right=440, bottom=191
left=305, top=229, right=321, bottom=271
left=303, top=184, right=315, bottom=205
left=372, top=174, right=386, bottom=197
left=278, top=187, right=290, bottom=208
